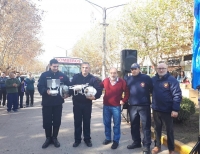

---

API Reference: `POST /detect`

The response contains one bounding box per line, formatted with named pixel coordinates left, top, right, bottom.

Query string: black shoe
left=143, top=147, right=151, bottom=154
left=13, top=109, right=18, bottom=112
left=103, top=139, right=112, bottom=145
left=52, top=137, right=60, bottom=147
left=85, top=140, right=92, bottom=147
left=127, top=143, right=141, bottom=149
left=73, top=142, right=81, bottom=147
left=26, top=104, right=29, bottom=107
left=111, top=141, right=118, bottom=149
left=42, top=137, right=52, bottom=149
left=20, top=106, right=23, bottom=108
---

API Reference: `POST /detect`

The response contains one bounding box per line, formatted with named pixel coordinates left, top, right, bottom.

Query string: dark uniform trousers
left=26, top=90, right=34, bottom=105
left=42, top=105, right=63, bottom=137
left=129, top=105, right=151, bottom=147
left=73, top=103, right=92, bottom=143
left=153, top=110, right=174, bottom=151
left=18, top=92, right=24, bottom=108
left=0, top=88, right=7, bottom=106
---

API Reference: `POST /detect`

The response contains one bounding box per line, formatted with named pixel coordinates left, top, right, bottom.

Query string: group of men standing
left=38, top=58, right=182, bottom=154
left=0, top=72, right=35, bottom=112
left=125, top=63, right=181, bottom=154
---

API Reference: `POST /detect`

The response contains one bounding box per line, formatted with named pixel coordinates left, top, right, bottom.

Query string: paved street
left=0, top=91, right=175, bottom=154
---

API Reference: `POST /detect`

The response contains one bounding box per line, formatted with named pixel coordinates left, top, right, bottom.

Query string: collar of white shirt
left=109, top=77, right=119, bottom=86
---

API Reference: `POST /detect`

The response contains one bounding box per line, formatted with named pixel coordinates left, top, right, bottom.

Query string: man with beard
left=100, top=67, right=129, bottom=149
left=151, top=63, right=182, bottom=154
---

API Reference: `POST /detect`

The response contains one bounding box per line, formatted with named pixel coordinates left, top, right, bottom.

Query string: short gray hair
left=81, top=62, right=90, bottom=67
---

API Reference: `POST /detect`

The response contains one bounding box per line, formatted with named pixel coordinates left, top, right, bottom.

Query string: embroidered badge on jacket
left=140, top=82, right=145, bottom=87
left=163, top=83, right=169, bottom=88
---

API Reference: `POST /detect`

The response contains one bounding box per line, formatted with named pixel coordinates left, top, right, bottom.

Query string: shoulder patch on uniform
left=163, top=82, right=169, bottom=88
left=140, top=82, right=145, bottom=87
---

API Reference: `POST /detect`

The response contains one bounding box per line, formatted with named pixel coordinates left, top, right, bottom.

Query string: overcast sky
left=34, top=0, right=132, bottom=62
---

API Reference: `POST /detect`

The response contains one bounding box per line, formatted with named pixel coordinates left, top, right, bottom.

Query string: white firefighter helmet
left=60, top=85, right=69, bottom=97
left=84, top=86, right=97, bottom=97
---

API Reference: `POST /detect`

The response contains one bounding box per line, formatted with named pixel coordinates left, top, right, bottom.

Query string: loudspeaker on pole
left=120, top=49, right=137, bottom=78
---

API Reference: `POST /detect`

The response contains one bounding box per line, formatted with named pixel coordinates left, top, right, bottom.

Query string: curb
left=151, top=128, right=192, bottom=154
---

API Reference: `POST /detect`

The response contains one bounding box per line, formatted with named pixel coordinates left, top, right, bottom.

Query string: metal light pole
left=56, top=46, right=68, bottom=57
left=85, top=0, right=126, bottom=79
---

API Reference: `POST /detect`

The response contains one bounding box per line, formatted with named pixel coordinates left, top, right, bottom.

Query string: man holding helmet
left=70, top=62, right=102, bottom=148
left=37, top=59, right=70, bottom=149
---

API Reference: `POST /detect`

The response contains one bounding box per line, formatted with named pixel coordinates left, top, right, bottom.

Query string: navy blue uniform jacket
left=125, top=73, right=153, bottom=106
left=69, top=73, right=102, bottom=104
left=152, top=73, right=182, bottom=112
left=37, top=71, right=70, bottom=106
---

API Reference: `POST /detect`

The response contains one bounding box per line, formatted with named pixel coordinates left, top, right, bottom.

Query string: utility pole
left=85, top=0, right=126, bottom=79
left=56, top=46, right=68, bottom=57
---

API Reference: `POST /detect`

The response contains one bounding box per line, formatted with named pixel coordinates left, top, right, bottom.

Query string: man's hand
left=120, top=100, right=125, bottom=105
left=62, top=94, right=69, bottom=99
left=86, top=95, right=96, bottom=100
left=171, top=111, right=178, bottom=118
left=13, top=83, right=17, bottom=87
left=47, top=89, right=51, bottom=95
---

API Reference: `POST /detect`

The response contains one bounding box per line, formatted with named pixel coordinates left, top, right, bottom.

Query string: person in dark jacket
left=16, top=72, right=25, bottom=108
left=37, top=59, right=70, bottom=149
left=6, top=72, right=20, bottom=112
left=70, top=62, right=102, bottom=148
left=25, top=72, right=35, bottom=107
left=100, top=67, right=130, bottom=149
left=151, top=63, right=182, bottom=154
left=125, top=63, right=153, bottom=154
left=0, top=72, right=8, bottom=107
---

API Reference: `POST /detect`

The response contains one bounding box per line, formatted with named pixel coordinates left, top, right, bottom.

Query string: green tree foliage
left=71, top=21, right=121, bottom=76
left=118, top=0, right=193, bottom=67
left=71, top=0, right=193, bottom=76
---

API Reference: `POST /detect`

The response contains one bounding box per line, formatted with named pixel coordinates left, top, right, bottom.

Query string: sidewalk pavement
left=0, top=93, right=177, bottom=154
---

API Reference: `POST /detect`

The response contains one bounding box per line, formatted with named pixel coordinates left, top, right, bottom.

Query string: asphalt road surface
left=0, top=90, right=176, bottom=154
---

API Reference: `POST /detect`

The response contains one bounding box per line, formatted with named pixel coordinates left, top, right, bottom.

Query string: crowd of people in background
left=172, top=70, right=191, bottom=84
left=0, top=71, right=35, bottom=111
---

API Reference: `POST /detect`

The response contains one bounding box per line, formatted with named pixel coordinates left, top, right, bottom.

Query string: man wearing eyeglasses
left=125, top=63, right=153, bottom=154
left=151, top=63, right=182, bottom=154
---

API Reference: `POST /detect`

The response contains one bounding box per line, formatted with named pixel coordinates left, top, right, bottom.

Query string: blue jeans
left=103, top=105, right=121, bottom=143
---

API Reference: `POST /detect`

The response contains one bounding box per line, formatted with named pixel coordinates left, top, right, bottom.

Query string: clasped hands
left=13, top=83, right=18, bottom=87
